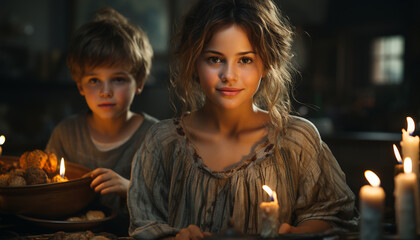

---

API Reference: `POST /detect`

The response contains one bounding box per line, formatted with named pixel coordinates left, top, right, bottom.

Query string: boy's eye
left=87, top=78, right=99, bottom=84
left=207, top=56, right=222, bottom=64
left=113, top=77, right=127, bottom=83
left=239, top=57, right=253, bottom=64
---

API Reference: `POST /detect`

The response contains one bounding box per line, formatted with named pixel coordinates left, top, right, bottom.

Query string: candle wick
left=270, top=196, right=274, bottom=201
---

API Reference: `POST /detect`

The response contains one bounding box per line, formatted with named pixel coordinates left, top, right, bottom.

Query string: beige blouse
left=128, top=116, right=358, bottom=239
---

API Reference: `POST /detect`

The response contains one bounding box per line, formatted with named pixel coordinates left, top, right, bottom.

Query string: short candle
left=394, top=157, right=417, bottom=239
left=360, top=170, right=385, bottom=240
left=260, top=185, right=279, bottom=238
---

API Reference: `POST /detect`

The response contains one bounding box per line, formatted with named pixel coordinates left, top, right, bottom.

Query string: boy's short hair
left=66, top=7, right=153, bottom=86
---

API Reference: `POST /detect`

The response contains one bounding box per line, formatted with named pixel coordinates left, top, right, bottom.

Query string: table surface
left=0, top=214, right=415, bottom=240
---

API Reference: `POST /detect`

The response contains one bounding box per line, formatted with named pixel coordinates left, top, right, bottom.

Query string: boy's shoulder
left=54, top=114, right=85, bottom=129
left=142, top=112, right=159, bottom=125
left=147, top=118, right=176, bottom=134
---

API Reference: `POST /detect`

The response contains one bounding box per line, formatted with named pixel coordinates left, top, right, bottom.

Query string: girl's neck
left=193, top=103, right=268, bottom=137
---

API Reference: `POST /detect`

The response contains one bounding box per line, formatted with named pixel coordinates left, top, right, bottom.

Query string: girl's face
left=77, top=66, right=141, bottom=120
left=196, top=24, right=265, bottom=111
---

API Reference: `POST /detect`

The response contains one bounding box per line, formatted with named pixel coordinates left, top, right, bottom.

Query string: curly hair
left=171, top=0, right=294, bottom=132
left=66, top=7, right=153, bottom=86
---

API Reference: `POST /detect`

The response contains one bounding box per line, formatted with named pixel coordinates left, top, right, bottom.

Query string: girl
left=128, top=0, right=358, bottom=239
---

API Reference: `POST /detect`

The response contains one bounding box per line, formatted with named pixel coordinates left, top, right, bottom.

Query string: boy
left=46, top=7, right=158, bottom=235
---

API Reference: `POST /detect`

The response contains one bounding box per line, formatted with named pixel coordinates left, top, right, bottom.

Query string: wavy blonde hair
left=171, top=0, right=294, bottom=133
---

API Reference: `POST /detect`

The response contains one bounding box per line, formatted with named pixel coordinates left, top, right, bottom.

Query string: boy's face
left=77, top=66, right=142, bottom=120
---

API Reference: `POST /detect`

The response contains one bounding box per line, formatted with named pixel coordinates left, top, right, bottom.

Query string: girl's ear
left=262, top=68, right=268, bottom=78
left=77, top=82, right=85, bottom=96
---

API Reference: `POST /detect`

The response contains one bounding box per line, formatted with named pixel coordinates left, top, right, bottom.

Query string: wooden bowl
left=0, top=156, right=97, bottom=218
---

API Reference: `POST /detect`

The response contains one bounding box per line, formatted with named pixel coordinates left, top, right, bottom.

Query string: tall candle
left=360, top=170, right=385, bottom=240
left=0, top=135, right=5, bottom=156
left=400, top=117, right=420, bottom=234
left=394, top=157, right=417, bottom=239
left=260, top=185, right=279, bottom=238
left=401, top=117, right=419, bottom=174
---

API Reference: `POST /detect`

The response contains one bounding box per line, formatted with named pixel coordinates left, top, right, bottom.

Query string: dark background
left=1, top=0, right=419, bottom=214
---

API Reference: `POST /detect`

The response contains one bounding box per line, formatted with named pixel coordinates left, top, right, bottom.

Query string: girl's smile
left=216, top=87, right=243, bottom=96
left=197, top=24, right=265, bottom=111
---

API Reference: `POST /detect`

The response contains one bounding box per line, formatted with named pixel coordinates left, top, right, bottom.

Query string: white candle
left=0, top=135, right=5, bottom=156
left=360, top=170, right=385, bottom=240
left=400, top=117, right=420, bottom=234
left=394, top=157, right=417, bottom=239
left=260, top=185, right=279, bottom=238
left=401, top=117, right=419, bottom=174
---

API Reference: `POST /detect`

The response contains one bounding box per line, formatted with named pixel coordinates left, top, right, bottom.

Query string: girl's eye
left=208, top=56, right=222, bottom=64
left=240, top=57, right=253, bottom=64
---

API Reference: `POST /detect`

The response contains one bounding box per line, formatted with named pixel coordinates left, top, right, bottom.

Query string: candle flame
left=407, top=117, right=415, bottom=134
left=262, top=185, right=278, bottom=203
left=404, top=157, right=412, bottom=174
left=364, top=170, right=380, bottom=187
left=393, top=144, right=402, bottom=164
left=60, top=158, right=65, bottom=177
left=262, top=185, right=273, bottom=197
left=0, top=135, right=5, bottom=145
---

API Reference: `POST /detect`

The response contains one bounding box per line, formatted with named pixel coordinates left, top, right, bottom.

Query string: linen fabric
left=46, top=112, right=159, bottom=213
left=128, top=115, right=358, bottom=239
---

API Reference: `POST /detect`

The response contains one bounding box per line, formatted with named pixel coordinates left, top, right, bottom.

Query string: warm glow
left=407, top=117, right=415, bottom=134
left=262, top=185, right=273, bottom=197
left=393, top=144, right=402, bottom=164
left=0, top=135, right=5, bottom=145
left=365, top=170, right=381, bottom=187
left=60, top=158, right=65, bottom=177
left=404, top=157, right=412, bottom=174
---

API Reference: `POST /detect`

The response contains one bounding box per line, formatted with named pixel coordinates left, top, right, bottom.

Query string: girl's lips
left=217, top=88, right=242, bottom=96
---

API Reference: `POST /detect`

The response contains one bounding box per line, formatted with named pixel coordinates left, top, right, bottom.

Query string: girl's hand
left=278, top=220, right=331, bottom=234
left=278, top=223, right=295, bottom=234
left=174, top=225, right=212, bottom=240
left=88, top=168, right=129, bottom=198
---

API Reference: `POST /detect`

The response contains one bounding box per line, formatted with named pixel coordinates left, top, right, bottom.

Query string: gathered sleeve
left=128, top=127, right=179, bottom=239
left=288, top=118, right=359, bottom=230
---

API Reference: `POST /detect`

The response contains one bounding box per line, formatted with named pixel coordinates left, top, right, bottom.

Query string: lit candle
left=360, top=170, right=385, bottom=240
left=52, top=158, right=68, bottom=183
left=393, top=144, right=404, bottom=176
left=260, top=185, right=279, bottom=238
left=394, top=157, right=417, bottom=239
left=0, top=135, right=5, bottom=156
left=401, top=117, right=419, bottom=174
left=400, top=117, right=420, bottom=234
left=60, top=157, right=65, bottom=178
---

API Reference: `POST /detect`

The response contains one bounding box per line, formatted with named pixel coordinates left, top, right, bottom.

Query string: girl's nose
left=220, top=62, right=238, bottom=82
left=100, top=82, right=113, bottom=98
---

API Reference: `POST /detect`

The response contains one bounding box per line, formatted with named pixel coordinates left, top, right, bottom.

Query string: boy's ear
left=136, top=81, right=145, bottom=95
left=77, top=82, right=85, bottom=96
